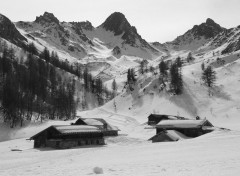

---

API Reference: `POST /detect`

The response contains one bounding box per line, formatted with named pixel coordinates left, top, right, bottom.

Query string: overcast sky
left=1, top=0, right=240, bottom=43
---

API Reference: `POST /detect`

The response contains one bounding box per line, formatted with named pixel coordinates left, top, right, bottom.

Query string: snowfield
left=2, top=16, right=240, bottom=175
left=1, top=50, right=240, bottom=175
left=1, top=129, right=240, bottom=176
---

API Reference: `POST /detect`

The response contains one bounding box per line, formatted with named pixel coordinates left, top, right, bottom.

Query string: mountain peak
left=166, top=18, right=225, bottom=51
left=190, top=18, right=224, bottom=39
left=100, top=12, right=131, bottom=35
left=206, top=18, right=215, bottom=25
left=35, top=12, right=59, bottom=24
left=109, top=12, right=126, bottom=19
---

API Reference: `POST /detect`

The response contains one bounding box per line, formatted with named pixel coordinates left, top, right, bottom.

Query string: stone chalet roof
left=156, top=119, right=213, bottom=129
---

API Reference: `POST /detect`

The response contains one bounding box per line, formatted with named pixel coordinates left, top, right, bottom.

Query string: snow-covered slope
left=165, top=18, right=225, bottom=52
left=5, top=11, right=163, bottom=82
left=2, top=12, right=240, bottom=176
left=15, top=12, right=161, bottom=62
left=16, top=12, right=91, bottom=60
left=202, top=25, right=240, bottom=55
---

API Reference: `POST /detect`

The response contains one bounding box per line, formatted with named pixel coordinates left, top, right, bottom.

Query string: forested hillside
left=0, top=40, right=113, bottom=127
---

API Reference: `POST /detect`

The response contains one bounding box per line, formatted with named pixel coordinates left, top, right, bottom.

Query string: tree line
left=137, top=56, right=216, bottom=96
left=137, top=57, right=183, bottom=95
left=0, top=41, right=112, bottom=127
left=0, top=43, right=77, bottom=127
left=82, top=67, right=113, bottom=107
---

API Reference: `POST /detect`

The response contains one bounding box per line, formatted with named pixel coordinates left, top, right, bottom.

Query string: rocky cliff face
left=0, top=14, right=27, bottom=48
left=16, top=12, right=91, bottom=58
left=100, top=12, right=158, bottom=51
left=166, top=18, right=225, bottom=51
left=70, top=21, right=93, bottom=45
left=207, top=26, right=240, bottom=55
left=35, top=12, right=60, bottom=25
left=192, top=18, right=224, bottom=39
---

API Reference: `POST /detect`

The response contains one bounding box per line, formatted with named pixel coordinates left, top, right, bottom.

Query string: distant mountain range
left=1, top=11, right=240, bottom=62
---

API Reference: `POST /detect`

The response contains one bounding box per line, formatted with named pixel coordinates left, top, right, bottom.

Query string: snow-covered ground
left=1, top=128, right=240, bottom=176
left=2, top=25, right=240, bottom=175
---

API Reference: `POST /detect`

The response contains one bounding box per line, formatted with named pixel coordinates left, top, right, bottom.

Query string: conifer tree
left=140, top=60, right=145, bottom=74
left=202, top=66, right=216, bottom=96
left=40, top=47, right=50, bottom=63
left=112, top=79, right=117, bottom=97
left=170, top=62, right=183, bottom=95
left=159, top=60, right=168, bottom=87
left=28, top=42, right=38, bottom=55
left=186, top=52, right=194, bottom=62
left=201, top=62, right=205, bottom=71
left=95, top=78, right=104, bottom=105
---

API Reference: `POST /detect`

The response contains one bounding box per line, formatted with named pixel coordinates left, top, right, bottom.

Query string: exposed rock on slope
left=0, top=13, right=27, bottom=48
left=35, top=12, right=60, bottom=25
left=15, top=11, right=161, bottom=60
left=209, top=26, right=240, bottom=54
left=151, top=42, right=169, bottom=53
left=166, top=18, right=225, bottom=51
left=100, top=12, right=157, bottom=50
left=16, top=12, right=90, bottom=59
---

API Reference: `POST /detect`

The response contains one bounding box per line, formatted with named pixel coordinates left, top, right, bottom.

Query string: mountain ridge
left=164, top=18, right=226, bottom=51
left=0, top=13, right=27, bottom=48
left=1, top=12, right=240, bottom=62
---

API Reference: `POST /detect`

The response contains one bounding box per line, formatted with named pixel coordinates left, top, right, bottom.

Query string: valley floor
left=1, top=51, right=240, bottom=176
left=1, top=116, right=240, bottom=176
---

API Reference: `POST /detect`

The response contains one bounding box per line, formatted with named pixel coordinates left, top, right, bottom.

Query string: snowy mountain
left=2, top=11, right=240, bottom=176
left=165, top=18, right=225, bottom=51
left=203, top=25, right=240, bottom=55
left=1, top=12, right=240, bottom=128
left=16, top=12, right=91, bottom=59
left=97, top=12, right=159, bottom=58
left=14, top=12, right=161, bottom=62
left=150, top=41, right=169, bottom=54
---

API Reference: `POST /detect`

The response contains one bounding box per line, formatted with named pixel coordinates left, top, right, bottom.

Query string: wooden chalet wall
left=32, top=126, right=105, bottom=149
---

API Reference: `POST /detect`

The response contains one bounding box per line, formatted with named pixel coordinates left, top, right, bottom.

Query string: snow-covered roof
left=80, top=118, right=120, bottom=131
left=83, top=119, right=103, bottom=126
left=54, top=125, right=100, bottom=134
left=30, top=125, right=101, bottom=139
left=156, top=119, right=210, bottom=129
left=166, top=130, right=191, bottom=140
left=149, top=130, right=191, bottom=141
